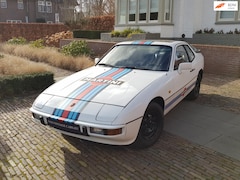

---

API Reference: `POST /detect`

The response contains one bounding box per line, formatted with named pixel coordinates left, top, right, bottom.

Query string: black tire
left=186, top=72, right=202, bottom=100
left=132, top=102, right=164, bottom=148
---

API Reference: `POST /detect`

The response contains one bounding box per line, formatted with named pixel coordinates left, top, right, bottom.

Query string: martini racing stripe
left=51, top=68, right=132, bottom=123
left=132, top=40, right=153, bottom=45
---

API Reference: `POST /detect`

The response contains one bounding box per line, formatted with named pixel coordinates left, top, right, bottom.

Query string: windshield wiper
left=118, top=66, right=137, bottom=69
left=98, top=63, right=116, bottom=68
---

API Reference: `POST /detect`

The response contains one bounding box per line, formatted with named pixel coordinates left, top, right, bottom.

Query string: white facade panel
left=115, top=0, right=240, bottom=38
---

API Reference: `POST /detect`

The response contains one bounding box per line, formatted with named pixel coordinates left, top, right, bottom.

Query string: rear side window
left=184, top=45, right=195, bottom=62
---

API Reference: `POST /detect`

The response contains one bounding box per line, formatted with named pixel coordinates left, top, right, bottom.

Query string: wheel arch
left=199, top=69, right=203, bottom=79
left=150, top=97, right=165, bottom=110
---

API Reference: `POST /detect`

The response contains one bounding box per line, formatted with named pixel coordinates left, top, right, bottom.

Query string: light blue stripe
left=97, top=68, right=119, bottom=78
left=69, top=82, right=92, bottom=99
left=82, top=84, right=107, bottom=101
left=57, top=109, right=64, bottom=117
left=71, top=84, right=107, bottom=113
left=132, top=41, right=140, bottom=44
left=67, top=111, right=75, bottom=119
left=165, top=82, right=196, bottom=111
left=72, top=112, right=79, bottom=120
left=144, top=41, right=153, bottom=45
left=112, top=69, right=132, bottom=80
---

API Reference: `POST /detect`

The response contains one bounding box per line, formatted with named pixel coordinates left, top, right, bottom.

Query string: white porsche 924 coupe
left=30, top=40, right=204, bottom=148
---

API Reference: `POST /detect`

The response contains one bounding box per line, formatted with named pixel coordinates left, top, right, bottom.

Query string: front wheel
left=132, top=102, right=164, bottom=148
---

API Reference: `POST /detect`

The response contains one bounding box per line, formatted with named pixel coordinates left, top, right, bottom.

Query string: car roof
left=116, top=40, right=188, bottom=46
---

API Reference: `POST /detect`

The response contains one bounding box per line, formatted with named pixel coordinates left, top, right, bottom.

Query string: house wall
left=114, top=0, right=240, bottom=38
left=0, top=0, right=62, bottom=23
left=195, top=44, right=240, bottom=78
left=0, top=23, right=69, bottom=42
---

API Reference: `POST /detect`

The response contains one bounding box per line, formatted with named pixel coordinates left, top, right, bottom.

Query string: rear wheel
left=186, top=72, right=202, bottom=100
left=132, top=102, right=164, bottom=148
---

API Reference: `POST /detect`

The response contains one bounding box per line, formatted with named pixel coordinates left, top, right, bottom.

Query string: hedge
left=73, top=30, right=108, bottom=39
left=0, top=72, right=54, bottom=99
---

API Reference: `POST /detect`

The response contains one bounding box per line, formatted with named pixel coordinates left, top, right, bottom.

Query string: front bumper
left=30, top=108, right=142, bottom=146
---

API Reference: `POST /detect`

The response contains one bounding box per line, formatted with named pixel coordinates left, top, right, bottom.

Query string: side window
left=184, top=45, right=195, bottom=62
left=175, top=46, right=189, bottom=70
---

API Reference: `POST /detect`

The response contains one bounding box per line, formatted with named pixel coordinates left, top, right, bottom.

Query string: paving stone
left=1, top=95, right=240, bottom=179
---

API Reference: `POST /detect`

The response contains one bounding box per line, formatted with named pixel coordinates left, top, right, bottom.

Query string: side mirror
left=95, top=58, right=100, bottom=64
left=178, top=62, right=192, bottom=74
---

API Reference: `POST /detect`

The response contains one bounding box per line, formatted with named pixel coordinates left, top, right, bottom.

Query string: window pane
left=139, top=0, right=147, bottom=21
left=220, top=11, right=235, bottom=19
left=150, top=0, right=158, bottom=20
left=18, top=0, right=24, bottom=9
left=1, top=0, right=7, bottom=8
left=164, top=0, right=172, bottom=22
left=38, top=1, right=44, bottom=12
left=119, top=0, right=127, bottom=24
left=46, top=1, right=52, bottom=13
left=129, top=0, right=136, bottom=22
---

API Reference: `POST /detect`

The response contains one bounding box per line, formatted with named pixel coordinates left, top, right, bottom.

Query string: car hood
left=33, top=66, right=166, bottom=124
left=43, top=66, right=166, bottom=106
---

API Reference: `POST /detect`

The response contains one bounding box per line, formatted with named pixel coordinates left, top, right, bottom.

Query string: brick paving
left=1, top=95, right=240, bottom=179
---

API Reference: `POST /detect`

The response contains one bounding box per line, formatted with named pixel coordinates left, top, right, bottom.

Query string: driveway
left=1, top=95, right=240, bottom=179
left=165, top=100, right=240, bottom=161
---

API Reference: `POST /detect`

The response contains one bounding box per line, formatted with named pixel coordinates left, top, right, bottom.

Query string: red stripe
left=61, top=85, right=96, bottom=119
left=60, top=68, right=125, bottom=120
left=105, top=68, right=124, bottom=79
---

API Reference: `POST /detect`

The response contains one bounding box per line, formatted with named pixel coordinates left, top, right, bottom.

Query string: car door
left=167, top=44, right=196, bottom=109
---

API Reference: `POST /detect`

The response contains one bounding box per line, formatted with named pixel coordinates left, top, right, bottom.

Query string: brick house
left=114, top=0, right=240, bottom=38
left=0, top=0, right=82, bottom=23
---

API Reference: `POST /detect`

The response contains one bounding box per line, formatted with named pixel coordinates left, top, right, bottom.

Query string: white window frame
left=17, top=0, right=24, bottom=9
left=216, top=0, right=240, bottom=22
left=1, top=0, right=7, bottom=8
left=118, top=0, right=127, bottom=24
left=46, top=1, right=52, bottom=13
left=129, top=0, right=136, bottom=23
left=38, top=0, right=52, bottom=13
left=7, top=20, right=22, bottom=23
left=149, top=0, right=159, bottom=22
left=164, top=0, right=172, bottom=23
left=38, top=1, right=45, bottom=12
left=139, top=0, right=147, bottom=23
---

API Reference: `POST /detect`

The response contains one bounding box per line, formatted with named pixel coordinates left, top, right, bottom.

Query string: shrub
left=73, top=30, right=107, bottom=39
left=111, top=30, right=121, bottom=37
left=203, top=28, right=215, bottom=34
left=7, top=37, right=27, bottom=45
left=45, top=31, right=73, bottom=47
left=195, top=29, right=203, bottom=34
left=234, top=28, right=240, bottom=34
left=30, top=39, right=45, bottom=48
left=61, top=40, right=91, bottom=57
left=111, top=28, right=145, bottom=38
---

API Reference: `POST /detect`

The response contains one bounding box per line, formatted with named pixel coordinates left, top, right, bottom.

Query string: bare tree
left=83, top=0, right=115, bottom=17
left=59, top=0, right=115, bottom=27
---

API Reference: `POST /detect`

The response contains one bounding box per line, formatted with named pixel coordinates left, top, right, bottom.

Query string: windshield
left=97, top=45, right=172, bottom=71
